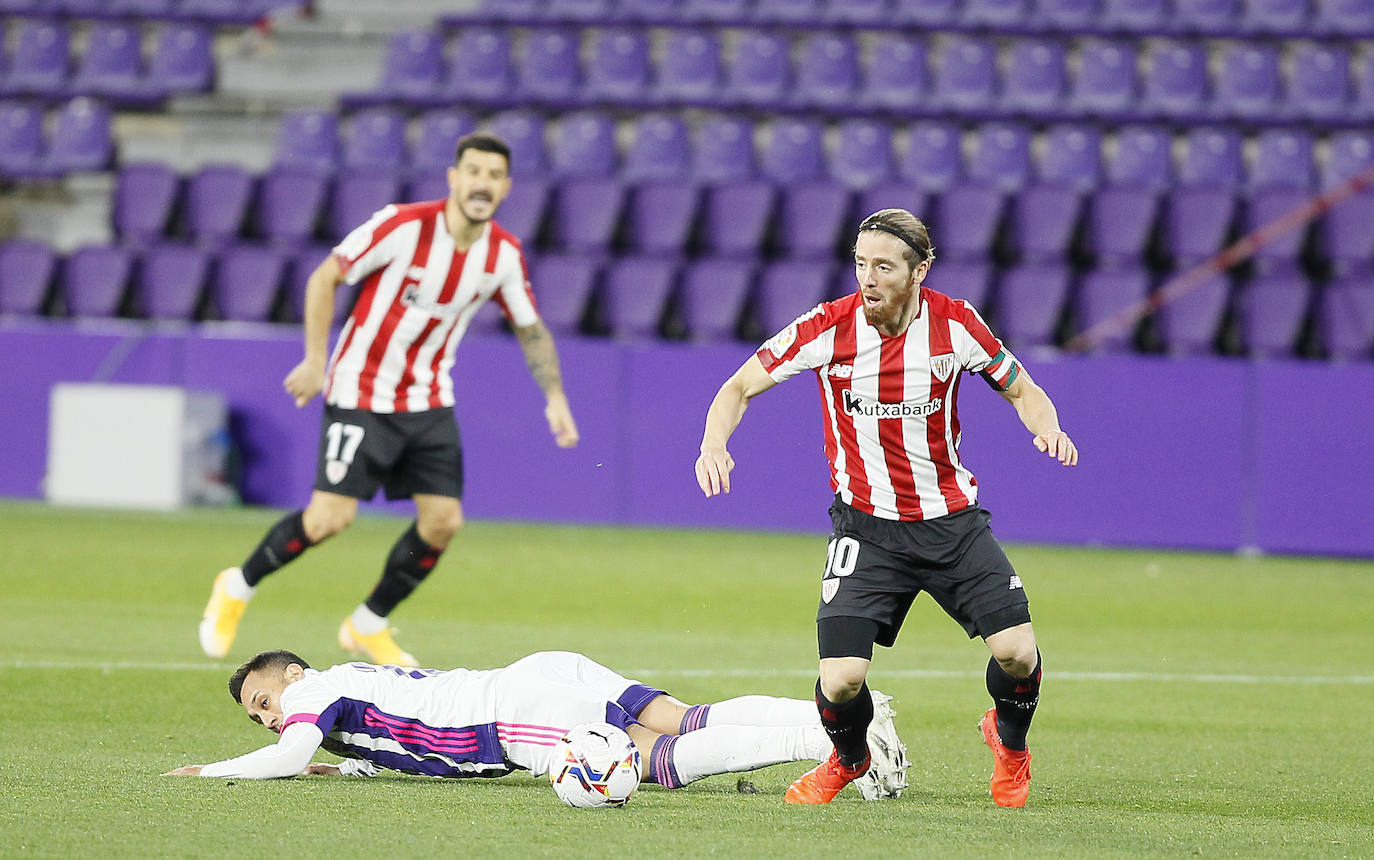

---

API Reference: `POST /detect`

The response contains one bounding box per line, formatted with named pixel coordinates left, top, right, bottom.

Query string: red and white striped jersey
left=755, top=288, right=1022, bottom=522
left=324, top=200, right=540, bottom=413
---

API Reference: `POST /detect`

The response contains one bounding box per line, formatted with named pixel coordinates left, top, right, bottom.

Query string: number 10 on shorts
left=324, top=422, right=365, bottom=485
left=821, top=536, right=859, bottom=603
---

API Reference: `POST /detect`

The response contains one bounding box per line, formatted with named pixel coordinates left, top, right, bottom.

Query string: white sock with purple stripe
left=649, top=725, right=830, bottom=788
left=680, top=696, right=820, bottom=733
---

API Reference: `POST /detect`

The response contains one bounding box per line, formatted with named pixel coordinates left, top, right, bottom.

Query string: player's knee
left=819, top=660, right=869, bottom=702
left=303, top=503, right=355, bottom=541
left=993, top=639, right=1039, bottom=678
left=420, top=507, right=463, bottom=546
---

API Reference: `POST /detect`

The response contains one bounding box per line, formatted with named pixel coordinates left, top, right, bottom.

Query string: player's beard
left=862, top=281, right=918, bottom=331
left=457, top=194, right=495, bottom=225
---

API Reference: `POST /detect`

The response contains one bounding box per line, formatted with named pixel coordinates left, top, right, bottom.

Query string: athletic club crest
left=325, top=459, right=348, bottom=485
left=821, top=578, right=840, bottom=604
left=929, top=353, right=956, bottom=382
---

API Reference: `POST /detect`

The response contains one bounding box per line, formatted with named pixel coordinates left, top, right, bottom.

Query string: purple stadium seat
left=340, top=109, right=405, bottom=173
left=1244, top=131, right=1314, bottom=264
left=1318, top=132, right=1374, bottom=269
left=1156, top=271, right=1230, bottom=355
left=1066, top=41, right=1137, bottom=119
left=186, top=164, right=253, bottom=248
left=775, top=181, right=852, bottom=259
left=857, top=35, right=928, bottom=113
left=329, top=170, right=402, bottom=242
left=445, top=27, right=514, bottom=106
left=175, top=0, right=275, bottom=24
left=545, top=0, right=611, bottom=20
left=722, top=30, right=790, bottom=109
left=892, top=0, right=960, bottom=26
left=410, top=109, right=477, bottom=174
left=601, top=256, right=678, bottom=339
left=582, top=29, right=650, bottom=105
left=1107, top=125, right=1172, bottom=190
left=1030, top=0, right=1100, bottom=29
left=514, top=27, right=579, bottom=107
left=451, top=0, right=541, bottom=21
left=1321, top=130, right=1374, bottom=189
left=619, top=0, right=681, bottom=21
left=623, top=113, right=690, bottom=182
left=45, top=98, right=113, bottom=173
left=1086, top=187, right=1159, bottom=264
left=1099, top=0, right=1168, bottom=31
left=966, top=123, right=1032, bottom=193
left=753, top=259, right=833, bottom=334
left=0, top=239, right=56, bottom=316
left=760, top=117, right=825, bottom=184
left=1242, top=0, right=1310, bottom=33
left=1140, top=40, right=1207, bottom=120
left=211, top=244, right=284, bottom=322
left=821, top=0, right=889, bottom=25
left=71, top=22, right=142, bottom=98
left=492, top=178, right=550, bottom=242
left=931, top=260, right=993, bottom=307
left=1313, top=0, right=1374, bottom=34
left=999, top=39, right=1068, bottom=118
left=273, top=109, right=338, bottom=172
left=113, top=162, right=179, bottom=247
left=792, top=32, right=859, bottom=111
left=692, top=114, right=755, bottom=183
left=1354, top=52, right=1374, bottom=122
left=256, top=164, right=328, bottom=247
left=700, top=183, right=776, bottom=256
left=997, top=263, right=1071, bottom=349
left=1283, top=43, right=1351, bottom=121
left=137, top=243, right=210, bottom=320
left=623, top=181, right=699, bottom=254
left=1013, top=185, right=1084, bottom=262
left=964, top=0, right=1031, bottom=26
left=1038, top=124, right=1102, bottom=192
left=1172, top=0, right=1241, bottom=33
left=752, top=0, right=822, bottom=22
left=682, top=0, right=751, bottom=22
left=652, top=29, right=722, bottom=106
left=855, top=186, right=929, bottom=227
left=61, top=244, right=130, bottom=318
left=145, top=23, right=213, bottom=97
left=1075, top=266, right=1149, bottom=351
left=283, top=243, right=347, bottom=325
left=377, top=29, right=443, bottom=102
left=402, top=172, right=447, bottom=204
left=6, top=19, right=69, bottom=98
left=931, top=36, right=996, bottom=114
left=1178, top=127, right=1242, bottom=188
left=0, top=101, right=46, bottom=178
left=550, top=111, right=617, bottom=178
left=1246, top=189, right=1311, bottom=267
left=933, top=185, right=1006, bottom=261
left=110, top=0, right=179, bottom=17
left=896, top=121, right=963, bottom=193
left=679, top=257, right=755, bottom=341
left=1240, top=271, right=1311, bottom=357
left=549, top=173, right=626, bottom=251
left=528, top=252, right=598, bottom=335
left=1210, top=44, right=1280, bottom=120
left=489, top=109, right=549, bottom=177
left=829, top=119, right=896, bottom=192
left=1319, top=274, right=1374, bottom=360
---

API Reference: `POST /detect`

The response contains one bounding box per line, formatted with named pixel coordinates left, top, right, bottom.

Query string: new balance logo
left=1009, top=575, right=1023, bottom=590
left=841, top=389, right=942, bottom=418
left=826, top=363, right=853, bottom=379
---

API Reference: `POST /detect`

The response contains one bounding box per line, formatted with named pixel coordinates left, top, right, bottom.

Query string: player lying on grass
left=163, top=649, right=910, bottom=801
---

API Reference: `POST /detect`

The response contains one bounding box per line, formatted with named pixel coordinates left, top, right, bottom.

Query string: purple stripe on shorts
left=616, top=683, right=665, bottom=718
left=679, top=704, right=710, bottom=734
left=647, top=735, right=683, bottom=789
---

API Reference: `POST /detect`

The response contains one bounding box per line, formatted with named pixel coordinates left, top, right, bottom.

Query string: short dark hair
left=228, top=650, right=310, bottom=704
left=857, top=208, right=936, bottom=271
left=454, top=133, right=511, bottom=171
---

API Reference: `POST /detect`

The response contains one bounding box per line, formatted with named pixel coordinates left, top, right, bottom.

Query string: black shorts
left=816, top=498, right=1031, bottom=647
left=313, top=405, right=463, bottom=501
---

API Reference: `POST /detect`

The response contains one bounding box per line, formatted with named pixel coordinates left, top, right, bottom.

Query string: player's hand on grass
left=304, top=763, right=342, bottom=776
left=695, top=446, right=735, bottom=497
left=1033, top=430, right=1078, bottom=466
left=162, top=765, right=203, bottom=776
left=283, top=357, right=327, bottom=408
left=545, top=393, right=579, bottom=448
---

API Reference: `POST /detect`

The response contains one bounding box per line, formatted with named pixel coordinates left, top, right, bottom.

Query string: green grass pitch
left=1, top=500, right=1371, bottom=858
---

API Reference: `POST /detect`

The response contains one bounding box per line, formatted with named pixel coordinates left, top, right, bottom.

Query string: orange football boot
left=784, top=750, right=871, bottom=804
left=980, top=707, right=1032, bottom=807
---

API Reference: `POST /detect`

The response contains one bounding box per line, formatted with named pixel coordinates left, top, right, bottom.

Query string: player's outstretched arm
left=696, top=356, right=777, bottom=497
left=513, top=320, right=579, bottom=448
left=283, top=255, right=345, bottom=408
left=998, top=371, right=1078, bottom=466
left=163, top=723, right=325, bottom=779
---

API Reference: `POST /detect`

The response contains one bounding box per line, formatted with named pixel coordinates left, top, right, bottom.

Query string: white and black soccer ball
left=548, top=722, right=642, bottom=808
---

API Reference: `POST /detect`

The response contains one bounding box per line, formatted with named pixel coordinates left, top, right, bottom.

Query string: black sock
left=985, top=652, right=1042, bottom=751
left=815, top=679, right=873, bottom=768
left=364, top=523, right=443, bottom=617
left=241, top=510, right=313, bottom=587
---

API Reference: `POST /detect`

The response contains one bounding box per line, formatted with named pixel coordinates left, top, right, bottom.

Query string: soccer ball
left=548, top=722, right=642, bottom=808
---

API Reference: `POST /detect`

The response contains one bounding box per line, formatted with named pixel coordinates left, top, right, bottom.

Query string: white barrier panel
left=46, top=383, right=231, bottom=510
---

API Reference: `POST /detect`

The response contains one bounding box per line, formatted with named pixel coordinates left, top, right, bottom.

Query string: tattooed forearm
left=514, top=321, right=564, bottom=395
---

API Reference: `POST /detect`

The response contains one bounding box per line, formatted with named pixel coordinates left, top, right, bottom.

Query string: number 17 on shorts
left=324, top=421, right=365, bottom=485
